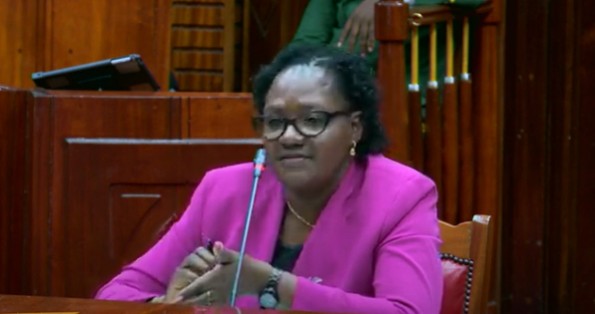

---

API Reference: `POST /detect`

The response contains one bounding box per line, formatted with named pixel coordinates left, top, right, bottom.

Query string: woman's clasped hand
left=162, top=241, right=273, bottom=306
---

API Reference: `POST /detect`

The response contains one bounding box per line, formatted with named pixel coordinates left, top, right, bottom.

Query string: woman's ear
left=350, top=111, right=363, bottom=142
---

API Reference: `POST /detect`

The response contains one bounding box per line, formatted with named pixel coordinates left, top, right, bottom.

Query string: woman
left=96, top=44, right=443, bottom=313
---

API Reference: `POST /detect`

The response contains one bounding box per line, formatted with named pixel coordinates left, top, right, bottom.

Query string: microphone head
left=253, top=148, right=266, bottom=175
left=253, top=148, right=266, bottom=165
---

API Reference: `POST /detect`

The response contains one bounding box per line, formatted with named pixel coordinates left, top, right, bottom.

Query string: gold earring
left=350, top=141, right=357, bottom=157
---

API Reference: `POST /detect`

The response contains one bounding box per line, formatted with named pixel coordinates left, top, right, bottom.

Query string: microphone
left=229, top=148, right=266, bottom=306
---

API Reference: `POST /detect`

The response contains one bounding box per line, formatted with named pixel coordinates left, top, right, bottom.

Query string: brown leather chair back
left=439, top=215, right=493, bottom=314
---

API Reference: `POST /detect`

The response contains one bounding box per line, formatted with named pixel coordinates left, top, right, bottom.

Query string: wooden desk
left=0, top=88, right=258, bottom=297
left=0, top=295, right=313, bottom=314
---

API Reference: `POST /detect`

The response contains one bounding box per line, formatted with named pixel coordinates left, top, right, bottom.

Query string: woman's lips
left=279, top=156, right=309, bottom=168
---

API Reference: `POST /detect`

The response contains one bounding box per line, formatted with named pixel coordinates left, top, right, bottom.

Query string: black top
left=270, top=240, right=303, bottom=272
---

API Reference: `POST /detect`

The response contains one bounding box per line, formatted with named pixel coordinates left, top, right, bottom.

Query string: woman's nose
left=278, top=123, right=304, bottom=144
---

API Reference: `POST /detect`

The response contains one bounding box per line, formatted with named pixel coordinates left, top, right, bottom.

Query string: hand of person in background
left=161, top=246, right=218, bottom=304
left=176, top=241, right=273, bottom=306
left=338, top=0, right=377, bottom=56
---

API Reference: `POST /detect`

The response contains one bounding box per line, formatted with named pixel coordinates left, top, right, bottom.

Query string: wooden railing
left=375, top=0, right=502, bottom=225
left=375, top=1, right=502, bottom=312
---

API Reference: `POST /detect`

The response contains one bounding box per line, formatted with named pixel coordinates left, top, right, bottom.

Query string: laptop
left=31, top=54, right=160, bottom=91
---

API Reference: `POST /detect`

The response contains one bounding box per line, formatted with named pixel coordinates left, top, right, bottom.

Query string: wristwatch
left=258, top=268, right=283, bottom=309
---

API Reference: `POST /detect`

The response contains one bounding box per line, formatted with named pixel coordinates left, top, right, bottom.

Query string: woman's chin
left=275, top=169, right=316, bottom=191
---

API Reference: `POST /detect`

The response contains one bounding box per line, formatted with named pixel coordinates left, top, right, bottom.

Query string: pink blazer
left=96, top=155, right=443, bottom=313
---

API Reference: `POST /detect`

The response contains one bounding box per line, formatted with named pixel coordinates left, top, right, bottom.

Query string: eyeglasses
left=253, top=110, right=352, bottom=140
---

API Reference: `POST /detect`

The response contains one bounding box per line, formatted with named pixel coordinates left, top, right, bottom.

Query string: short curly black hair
left=252, top=44, right=388, bottom=157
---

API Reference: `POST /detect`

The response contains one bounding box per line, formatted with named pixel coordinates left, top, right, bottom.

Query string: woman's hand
left=176, top=241, right=273, bottom=306
left=338, top=0, right=377, bottom=56
left=162, top=246, right=218, bottom=304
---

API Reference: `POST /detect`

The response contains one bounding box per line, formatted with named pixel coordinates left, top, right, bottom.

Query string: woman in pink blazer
left=96, top=44, right=443, bottom=313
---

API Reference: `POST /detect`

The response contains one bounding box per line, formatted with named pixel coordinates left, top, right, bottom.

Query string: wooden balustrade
left=375, top=1, right=503, bottom=311
left=376, top=0, right=501, bottom=225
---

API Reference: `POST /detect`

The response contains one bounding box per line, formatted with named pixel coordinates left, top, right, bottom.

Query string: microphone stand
left=229, top=148, right=266, bottom=307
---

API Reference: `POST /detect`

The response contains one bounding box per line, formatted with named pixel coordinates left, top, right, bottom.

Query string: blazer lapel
left=244, top=170, right=285, bottom=263
left=291, top=160, right=362, bottom=279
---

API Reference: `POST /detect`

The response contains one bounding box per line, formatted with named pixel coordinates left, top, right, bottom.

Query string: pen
left=205, top=239, right=232, bottom=265
left=206, top=239, right=215, bottom=253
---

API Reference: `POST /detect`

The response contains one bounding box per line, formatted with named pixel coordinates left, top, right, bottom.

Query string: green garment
left=291, top=0, right=381, bottom=68
left=290, top=0, right=485, bottom=87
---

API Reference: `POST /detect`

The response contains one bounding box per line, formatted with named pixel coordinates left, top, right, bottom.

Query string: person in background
left=290, top=0, right=485, bottom=83
left=95, top=44, right=443, bottom=313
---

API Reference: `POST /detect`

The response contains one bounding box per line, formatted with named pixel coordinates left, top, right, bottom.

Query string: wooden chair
left=439, top=215, right=493, bottom=314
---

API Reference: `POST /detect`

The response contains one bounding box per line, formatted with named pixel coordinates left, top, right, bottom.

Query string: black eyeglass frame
left=252, top=110, right=354, bottom=140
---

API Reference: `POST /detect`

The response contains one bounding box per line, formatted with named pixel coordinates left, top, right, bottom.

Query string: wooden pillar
left=375, top=0, right=410, bottom=163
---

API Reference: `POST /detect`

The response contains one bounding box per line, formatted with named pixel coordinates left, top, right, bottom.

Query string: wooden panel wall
left=168, top=0, right=310, bottom=91
left=170, top=0, right=244, bottom=91
left=502, top=0, right=595, bottom=312
left=0, top=0, right=308, bottom=92
left=0, top=2, right=41, bottom=87
left=0, top=0, right=171, bottom=89
left=44, top=0, right=171, bottom=88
